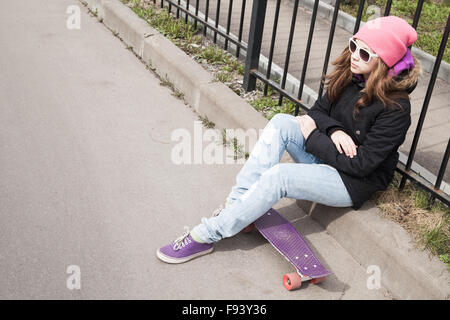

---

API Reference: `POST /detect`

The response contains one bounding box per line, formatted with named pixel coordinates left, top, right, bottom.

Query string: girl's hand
left=330, top=130, right=358, bottom=158
left=296, top=115, right=317, bottom=140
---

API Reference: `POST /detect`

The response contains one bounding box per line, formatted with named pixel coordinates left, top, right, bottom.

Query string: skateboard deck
left=254, top=208, right=332, bottom=290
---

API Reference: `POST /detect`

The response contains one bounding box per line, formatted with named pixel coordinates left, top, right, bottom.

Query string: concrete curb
left=296, top=200, right=450, bottom=299
left=83, top=0, right=268, bottom=132
left=169, top=0, right=322, bottom=110
left=81, top=0, right=449, bottom=299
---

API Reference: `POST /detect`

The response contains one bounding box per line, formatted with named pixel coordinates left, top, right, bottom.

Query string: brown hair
left=321, top=47, right=422, bottom=120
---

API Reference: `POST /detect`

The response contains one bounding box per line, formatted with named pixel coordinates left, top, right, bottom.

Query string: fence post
left=243, top=0, right=267, bottom=92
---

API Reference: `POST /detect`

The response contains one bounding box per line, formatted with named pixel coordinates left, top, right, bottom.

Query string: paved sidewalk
left=0, top=0, right=390, bottom=299
left=198, top=0, right=450, bottom=183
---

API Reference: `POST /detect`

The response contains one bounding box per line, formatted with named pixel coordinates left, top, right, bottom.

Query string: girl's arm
left=304, top=102, right=411, bottom=178
left=307, top=90, right=346, bottom=136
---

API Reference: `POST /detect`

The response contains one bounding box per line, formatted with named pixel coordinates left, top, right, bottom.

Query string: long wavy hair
left=321, top=46, right=422, bottom=120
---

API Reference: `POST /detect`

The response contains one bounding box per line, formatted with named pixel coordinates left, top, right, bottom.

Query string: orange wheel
left=241, top=223, right=255, bottom=233
left=283, top=273, right=302, bottom=291
left=311, top=276, right=326, bottom=285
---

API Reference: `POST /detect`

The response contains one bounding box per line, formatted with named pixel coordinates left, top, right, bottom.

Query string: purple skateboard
left=254, top=208, right=332, bottom=291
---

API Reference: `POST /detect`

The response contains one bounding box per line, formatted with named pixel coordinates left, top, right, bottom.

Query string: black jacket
left=305, top=74, right=417, bottom=210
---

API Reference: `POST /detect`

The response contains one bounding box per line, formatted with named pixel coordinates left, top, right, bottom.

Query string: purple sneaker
left=156, top=229, right=214, bottom=264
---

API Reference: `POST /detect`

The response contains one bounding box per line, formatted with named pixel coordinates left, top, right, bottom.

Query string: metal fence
left=152, top=0, right=449, bottom=208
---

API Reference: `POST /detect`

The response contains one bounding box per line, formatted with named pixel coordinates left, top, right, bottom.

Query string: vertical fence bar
left=399, top=14, right=449, bottom=191
left=214, top=0, right=221, bottom=43
left=412, top=0, right=424, bottom=30
left=278, top=0, right=300, bottom=106
left=185, top=0, right=190, bottom=24
left=194, top=0, right=199, bottom=29
left=225, top=0, right=234, bottom=50
left=236, top=0, right=246, bottom=58
left=435, top=139, right=450, bottom=190
left=353, top=0, right=365, bottom=34
left=263, top=0, right=281, bottom=97
left=428, top=139, right=450, bottom=207
left=204, top=0, right=210, bottom=36
left=317, top=0, right=341, bottom=98
left=384, top=0, right=392, bottom=16
left=295, top=0, right=320, bottom=115
left=243, top=0, right=268, bottom=92
left=409, top=0, right=423, bottom=54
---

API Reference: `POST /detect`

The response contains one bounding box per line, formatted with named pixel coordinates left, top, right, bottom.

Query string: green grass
left=214, top=70, right=233, bottom=83
left=198, top=114, right=216, bottom=129
left=440, top=254, right=450, bottom=272
left=221, top=129, right=249, bottom=160
left=340, top=0, right=450, bottom=63
left=124, top=0, right=202, bottom=47
left=123, top=0, right=298, bottom=120
left=197, top=46, right=227, bottom=64
left=415, top=190, right=450, bottom=265
left=381, top=172, right=450, bottom=270
left=159, top=74, right=174, bottom=90
left=195, top=45, right=242, bottom=71
left=123, top=1, right=245, bottom=83
left=249, top=93, right=298, bottom=120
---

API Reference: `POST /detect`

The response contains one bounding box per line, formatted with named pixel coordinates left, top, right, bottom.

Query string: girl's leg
left=156, top=113, right=350, bottom=263
left=192, top=162, right=353, bottom=243
left=225, top=113, right=324, bottom=208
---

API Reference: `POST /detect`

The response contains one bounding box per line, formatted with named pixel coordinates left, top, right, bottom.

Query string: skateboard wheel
left=241, top=223, right=255, bottom=233
left=283, top=273, right=302, bottom=291
left=311, top=277, right=326, bottom=285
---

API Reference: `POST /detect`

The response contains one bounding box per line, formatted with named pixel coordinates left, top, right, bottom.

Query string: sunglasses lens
left=349, top=40, right=356, bottom=53
left=360, top=49, right=370, bottom=62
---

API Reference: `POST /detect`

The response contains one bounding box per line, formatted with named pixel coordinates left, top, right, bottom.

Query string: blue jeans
left=191, top=113, right=353, bottom=243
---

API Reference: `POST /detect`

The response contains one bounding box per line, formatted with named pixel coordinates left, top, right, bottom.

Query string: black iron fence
left=152, top=0, right=449, bottom=208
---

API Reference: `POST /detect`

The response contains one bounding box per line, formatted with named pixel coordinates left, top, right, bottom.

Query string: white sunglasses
left=349, top=37, right=379, bottom=63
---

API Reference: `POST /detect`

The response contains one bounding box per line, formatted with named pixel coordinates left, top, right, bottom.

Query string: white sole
left=156, top=247, right=214, bottom=264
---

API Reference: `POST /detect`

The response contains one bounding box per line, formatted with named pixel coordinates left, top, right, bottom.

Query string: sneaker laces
left=211, top=204, right=224, bottom=217
left=173, top=226, right=191, bottom=251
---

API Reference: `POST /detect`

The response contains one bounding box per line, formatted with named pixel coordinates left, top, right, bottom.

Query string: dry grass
left=370, top=172, right=449, bottom=262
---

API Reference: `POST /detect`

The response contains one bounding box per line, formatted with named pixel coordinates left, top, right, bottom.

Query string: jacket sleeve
left=307, top=90, right=346, bottom=137
left=305, top=104, right=411, bottom=178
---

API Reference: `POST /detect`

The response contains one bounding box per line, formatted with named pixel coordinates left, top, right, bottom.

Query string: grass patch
left=249, top=93, right=298, bottom=120
left=247, top=79, right=306, bottom=120
left=122, top=0, right=297, bottom=121
left=125, top=0, right=201, bottom=43
left=159, top=74, right=174, bottom=90
left=198, top=114, right=216, bottom=129
left=221, top=129, right=249, bottom=160
left=371, top=171, right=450, bottom=270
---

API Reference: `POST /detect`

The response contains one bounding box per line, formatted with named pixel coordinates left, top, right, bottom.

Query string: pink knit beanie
left=353, top=16, right=417, bottom=68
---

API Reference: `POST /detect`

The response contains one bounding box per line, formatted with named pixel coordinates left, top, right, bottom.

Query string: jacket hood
left=352, top=52, right=422, bottom=94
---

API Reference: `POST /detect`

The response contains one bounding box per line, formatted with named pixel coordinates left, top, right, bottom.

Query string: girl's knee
left=270, top=113, right=295, bottom=126
left=260, top=164, right=287, bottom=197
left=261, top=164, right=285, bottom=187
left=269, top=113, right=299, bottom=135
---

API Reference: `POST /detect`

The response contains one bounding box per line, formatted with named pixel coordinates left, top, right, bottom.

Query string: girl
left=157, top=15, right=422, bottom=264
